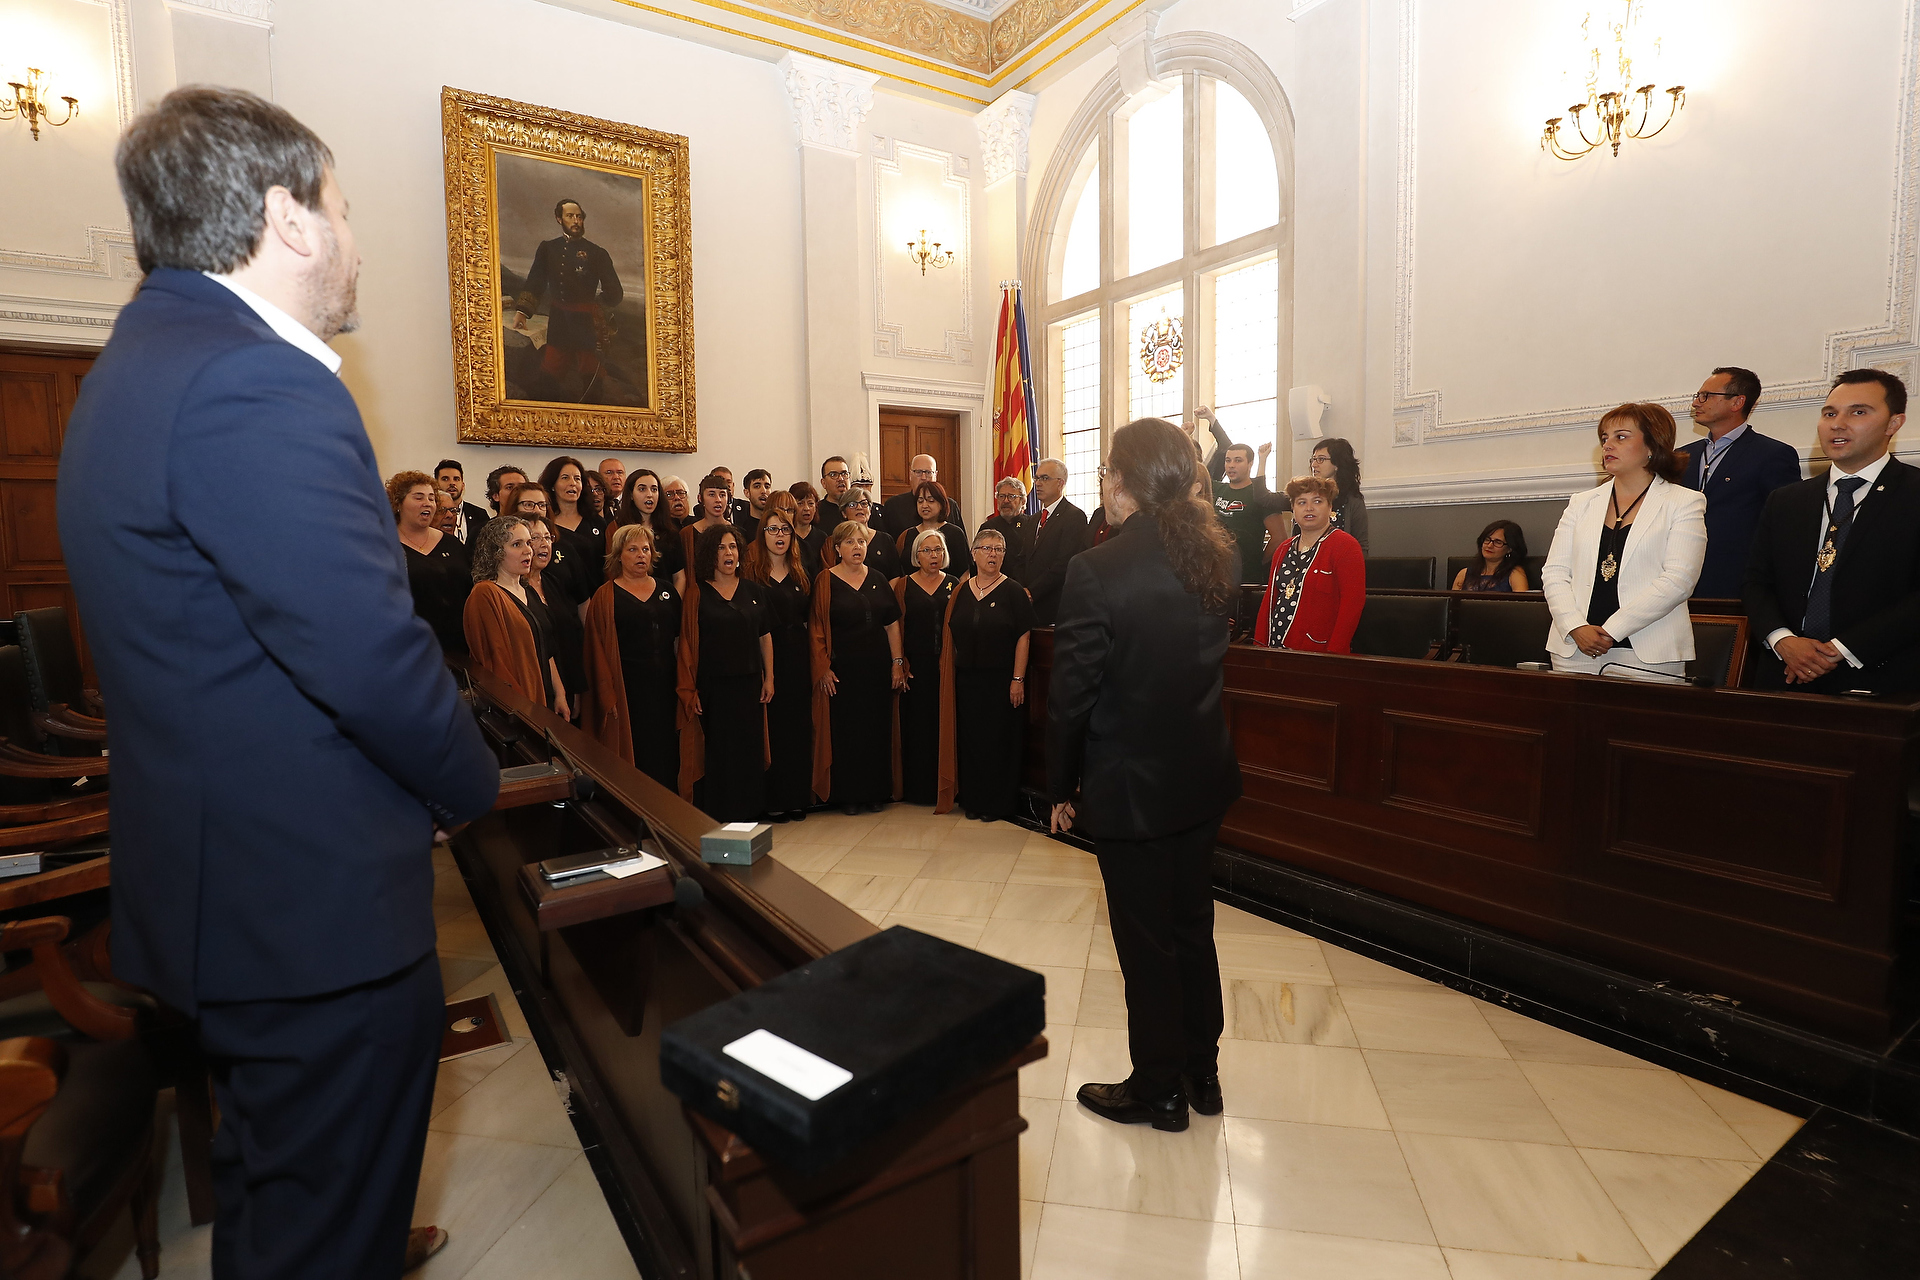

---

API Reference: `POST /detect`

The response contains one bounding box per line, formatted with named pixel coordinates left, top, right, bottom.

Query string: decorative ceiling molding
left=975, top=90, right=1037, bottom=186
left=163, top=0, right=275, bottom=25
left=779, top=52, right=879, bottom=153
left=1391, top=0, right=1920, bottom=446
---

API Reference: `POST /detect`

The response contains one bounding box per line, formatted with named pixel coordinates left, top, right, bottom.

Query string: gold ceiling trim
left=603, top=0, right=1138, bottom=100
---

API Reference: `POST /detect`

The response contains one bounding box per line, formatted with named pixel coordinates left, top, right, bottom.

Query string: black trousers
left=1094, top=815, right=1225, bottom=1096
left=198, top=950, right=444, bottom=1280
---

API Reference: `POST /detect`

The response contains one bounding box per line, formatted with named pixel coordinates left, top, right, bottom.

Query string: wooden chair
left=0, top=916, right=163, bottom=1278
left=0, top=1037, right=73, bottom=1280
left=1686, top=615, right=1750, bottom=688
left=1350, top=594, right=1452, bottom=660
left=12, top=612, right=105, bottom=756
left=1452, top=596, right=1554, bottom=668
left=1362, top=556, right=1435, bottom=590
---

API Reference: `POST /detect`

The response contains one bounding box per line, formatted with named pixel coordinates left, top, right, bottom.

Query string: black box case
left=659, top=926, right=1045, bottom=1174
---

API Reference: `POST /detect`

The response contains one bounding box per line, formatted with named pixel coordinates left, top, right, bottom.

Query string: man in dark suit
left=1023, top=458, right=1091, bottom=625
left=1678, top=366, right=1803, bottom=598
left=1047, top=419, right=1241, bottom=1132
left=979, top=477, right=1030, bottom=584
left=1746, top=369, right=1918, bottom=695
left=882, top=454, right=964, bottom=537
left=60, top=89, right=499, bottom=1278
left=435, top=458, right=491, bottom=546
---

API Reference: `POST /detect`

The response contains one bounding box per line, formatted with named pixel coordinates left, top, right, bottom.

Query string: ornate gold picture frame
left=442, top=87, right=696, bottom=451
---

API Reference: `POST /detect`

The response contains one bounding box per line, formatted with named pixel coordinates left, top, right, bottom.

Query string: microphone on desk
left=1597, top=661, right=1714, bottom=688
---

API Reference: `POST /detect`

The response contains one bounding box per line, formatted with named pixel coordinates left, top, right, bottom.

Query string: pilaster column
left=779, top=53, right=879, bottom=470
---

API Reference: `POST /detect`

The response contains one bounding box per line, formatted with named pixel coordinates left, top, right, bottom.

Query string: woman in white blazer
left=1541, top=403, right=1708, bottom=680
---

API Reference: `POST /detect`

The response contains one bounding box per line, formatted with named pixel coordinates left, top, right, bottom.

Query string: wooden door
left=878, top=408, right=960, bottom=502
left=0, top=347, right=96, bottom=681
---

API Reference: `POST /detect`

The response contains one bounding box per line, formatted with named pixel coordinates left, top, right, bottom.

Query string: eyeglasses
left=971, top=545, right=1003, bottom=553
left=1095, top=465, right=1110, bottom=479
left=1481, top=537, right=1509, bottom=548
left=1692, top=391, right=1740, bottom=401
left=823, top=469, right=850, bottom=479
left=764, top=524, right=793, bottom=535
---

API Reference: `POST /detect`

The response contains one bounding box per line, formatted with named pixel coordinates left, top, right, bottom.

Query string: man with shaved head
left=883, top=453, right=964, bottom=538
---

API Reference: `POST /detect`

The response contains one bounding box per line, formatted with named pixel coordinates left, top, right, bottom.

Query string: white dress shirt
left=1036, top=496, right=1064, bottom=528
left=202, top=272, right=342, bottom=376
left=1765, top=450, right=1893, bottom=667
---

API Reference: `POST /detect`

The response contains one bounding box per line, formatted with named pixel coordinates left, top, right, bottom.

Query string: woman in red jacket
left=1255, top=476, right=1365, bottom=652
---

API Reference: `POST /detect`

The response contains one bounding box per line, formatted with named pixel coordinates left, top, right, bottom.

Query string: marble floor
left=780, top=803, right=1810, bottom=1280
left=75, top=809, right=1808, bottom=1280
left=77, top=843, right=639, bottom=1280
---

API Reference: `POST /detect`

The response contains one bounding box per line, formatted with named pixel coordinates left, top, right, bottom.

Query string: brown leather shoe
left=404, top=1226, right=449, bottom=1272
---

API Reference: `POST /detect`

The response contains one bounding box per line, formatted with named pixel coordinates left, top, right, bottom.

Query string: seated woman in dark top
left=810, top=521, right=908, bottom=815
left=1450, top=520, right=1531, bottom=592
left=896, top=529, right=958, bottom=807
left=520, top=514, right=584, bottom=719
left=893, top=481, right=971, bottom=579
left=389, top=470, right=470, bottom=656
left=938, top=526, right=1035, bottom=821
left=582, top=524, right=681, bottom=792
left=745, top=504, right=813, bottom=821
left=463, top=517, right=567, bottom=715
left=676, top=524, right=773, bottom=820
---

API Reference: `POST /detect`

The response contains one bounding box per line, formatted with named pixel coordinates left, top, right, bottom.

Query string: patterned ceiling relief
left=748, top=0, right=1095, bottom=73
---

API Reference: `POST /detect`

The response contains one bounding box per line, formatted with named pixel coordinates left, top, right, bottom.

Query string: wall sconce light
left=1541, top=1, right=1683, bottom=160
left=906, top=230, right=954, bottom=276
left=2, top=68, right=80, bottom=142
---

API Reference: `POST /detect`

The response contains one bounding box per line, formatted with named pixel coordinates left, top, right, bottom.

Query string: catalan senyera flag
left=991, top=283, right=1038, bottom=511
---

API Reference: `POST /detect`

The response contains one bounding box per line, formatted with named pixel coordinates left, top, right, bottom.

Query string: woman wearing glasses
left=1450, top=521, right=1531, bottom=592
left=580, top=524, right=680, bottom=792
left=746, top=496, right=814, bottom=821
left=810, top=521, right=908, bottom=814
left=896, top=529, right=959, bottom=807
left=937, top=527, right=1036, bottom=821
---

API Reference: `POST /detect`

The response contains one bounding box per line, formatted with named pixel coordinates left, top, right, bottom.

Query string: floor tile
left=1019, top=1097, right=1061, bottom=1201
left=1213, top=901, right=1306, bottom=938
left=978, top=918, right=1093, bottom=968
left=434, top=896, right=475, bottom=927
left=1086, top=926, right=1120, bottom=971
left=447, top=963, right=533, bottom=1041
left=1062, top=1025, right=1134, bottom=1098
left=1518, top=1062, right=1753, bottom=1160
left=892, top=876, right=1003, bottom=917
left=1680, top=1076, right=1805, bottom=1161
left=915, top=847, right=1021, bottom=883
left=1475, top=1002, right=1661, bottom=1070
left=433, top=862, right=473, bottom=907
left=410, top=1130, right=579, bottom=1279
left=1021, top=1024, right=1074, bottom=1099
left=430, top=1042, right=581, bottom=1149
left=433, top=1040, right=523, bottom=1119
left=435, top=910, right=499, bottom=962
left=1027, top=964, right=1086, bottom=1025
left=1021, top=1199, right=1042, bottom=1280
left=879, top=912, right=989, bottom=949
left=1578, top=1148, right=1760, bottom=1264
left=1046, top=1105, right=1235, bottom=1221
left=772, top=814, right=879, bottom=846
left=770, top=843, right=854, bottom=878
left=1363, top=1050, right=1570, bottom=1145
left=937, top=820, right=1031, bottom=853
left=1223, top=1117, right=1435, bottom=1244
left=1224, top=979, right=1358, bottom=1047
left=460, top=1152, right=639, bottom=1280
left=440, top=954, right=498, bottom=998
left=830, top=846, right=934, bottom=878
left=1216, top=1040, right=1390, bottom=1128
left=1396, top=1131, right=1651, bottom=1266
left=994, top=882, right=1100, bottom=924
left=812, top=872, right=912, bottom=913
left=1321, top=942, right=1442, bottom=990
left=1441, top=1252, right=1656, bottom=1280
left=1076, top=967, right=1127, bottom=1029
left=1234, top=1226, right=1449, bottom=1279
left=1340, top=988, right=1510, bottom=1058
left=856, top=821, right=954, bottom=851
left=1030, top=1203, right=1239, bottom=1280
left=1008, top=850, right=1106, bottom=888
left=1215, top=934, right=1333, bottom=985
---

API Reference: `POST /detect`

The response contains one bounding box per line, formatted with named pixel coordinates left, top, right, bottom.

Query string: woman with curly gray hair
left=462, top=517, right=567, bottom=715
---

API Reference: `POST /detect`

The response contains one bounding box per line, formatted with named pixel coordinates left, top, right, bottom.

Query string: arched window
left=1031, top=43, right=1292, bottom=517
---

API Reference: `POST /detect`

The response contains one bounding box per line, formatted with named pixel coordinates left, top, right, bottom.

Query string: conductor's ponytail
left=1107, top=418, right=1237, bottom=614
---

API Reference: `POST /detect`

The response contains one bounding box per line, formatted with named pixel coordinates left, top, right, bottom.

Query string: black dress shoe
left=843, top=803, right=861, bottom=816
left=790, top=809, right=807, bottom=822
left=1075, top=1080, right=1189, bottom=1132
left=1185, top=1073, right=1223, bottom=1116
left=767, top=812, right=789, bottom=824
left=866, top=801, right=886, bottom=814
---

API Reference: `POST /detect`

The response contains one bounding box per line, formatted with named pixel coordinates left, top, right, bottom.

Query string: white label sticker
left=722, top=1029, right=852, bottom=1101
left=721, top=822, right=757, bottom=833
left=604, top=852, right=667, bottom=879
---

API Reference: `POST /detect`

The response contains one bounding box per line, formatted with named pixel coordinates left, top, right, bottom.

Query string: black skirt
left=829, top=662, right=894, bottom=804
left=955, top=669, right=1025, bottom=818
left=764, top=575, right=813, bottom=812
left=696, top=674, right=765, bottom=821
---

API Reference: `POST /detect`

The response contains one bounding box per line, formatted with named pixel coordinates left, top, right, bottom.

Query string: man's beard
left=306, top=221, right=361, bottom=340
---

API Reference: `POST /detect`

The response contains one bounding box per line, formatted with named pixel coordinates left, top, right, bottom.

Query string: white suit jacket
left=1540, top=476, right=1708, bottom=663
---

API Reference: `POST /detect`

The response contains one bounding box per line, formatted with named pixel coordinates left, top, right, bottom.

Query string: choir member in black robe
left=940, top=527, right=1036, bottom=820
left=677, top=525, right=773, bottom=821
left=522, top=515, right=584, bottom=716
left=896, top=529, right=958, bottom=806
left=745, top=500, right=814, bottom=820
left=582, top=524, right=682, bottom=792
left=810, top=521, right=907, bottom=814
left=390, top=472, right=470, bottom=656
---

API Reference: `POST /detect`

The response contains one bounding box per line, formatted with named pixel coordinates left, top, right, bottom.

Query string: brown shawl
left=676, top=573, right=771, bottom=802
left=810, top=566, right=903, bottom=805
left=463, top=580, right=543, bottom=706
left=929, top=575, right=964, bottom=814
left=580, top=581, right=633, bottom=765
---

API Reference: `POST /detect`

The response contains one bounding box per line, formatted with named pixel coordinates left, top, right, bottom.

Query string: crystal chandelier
left=1540, top=1, right=1684, bottom=161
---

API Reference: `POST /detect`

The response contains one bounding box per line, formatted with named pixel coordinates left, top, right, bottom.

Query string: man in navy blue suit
left=1678, top=366, right=1803, bottom=598
left=59, top=88, right=499, bottom=1278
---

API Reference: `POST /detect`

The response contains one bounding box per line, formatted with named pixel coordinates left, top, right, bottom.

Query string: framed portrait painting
left=442, top=87, right=696, bottom=451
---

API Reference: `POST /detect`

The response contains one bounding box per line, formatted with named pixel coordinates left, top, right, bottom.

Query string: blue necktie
left=1801, top=476, right=1867, bottom=640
